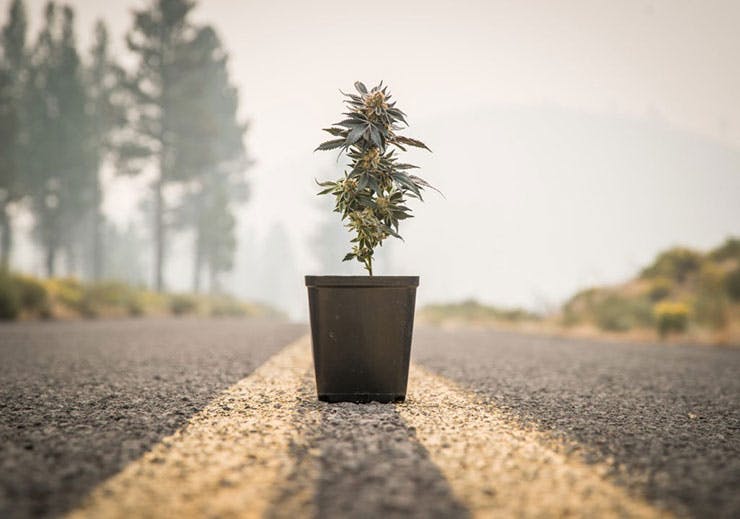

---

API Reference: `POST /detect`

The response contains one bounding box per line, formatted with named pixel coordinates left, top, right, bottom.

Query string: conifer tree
left=119, top=0, right=201, bottom=291
left=26, top=3, right=93, bottom=276
left=84, top=20, right=124, bottom=280
left=173, top=26, right=248, bottom=293
left=0, top=0, right=29, bottom=268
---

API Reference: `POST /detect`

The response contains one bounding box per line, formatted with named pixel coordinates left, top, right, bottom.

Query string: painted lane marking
left=68, top=337, right=672, bottom=518
left=67, top=336, right=314, bottom=519
left=398, top=364, right=672, bottom=518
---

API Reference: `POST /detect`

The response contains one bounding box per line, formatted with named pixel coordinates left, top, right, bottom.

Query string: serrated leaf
left=335, top=119, right=362, bottom=129
left=315, top=138, right=346, bottom=151
left=409, top=175, right=444, bottom=197
left=347, top=125, right=366, bottom=146
left=323, top=127, right=346, bottom=136
left=369, top=126, right=383, bottom=149
left=354, top=81, right=368, bottom=94
left=381, top=224, right=403, bottom=240
left=394, top=136, right=431, bottom=151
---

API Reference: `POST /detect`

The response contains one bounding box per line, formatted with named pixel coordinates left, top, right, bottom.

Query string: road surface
left=0, top=319, right=738, bottom=518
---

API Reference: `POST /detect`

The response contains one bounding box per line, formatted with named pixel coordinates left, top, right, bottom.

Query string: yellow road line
left=67, top=336, right=315, bottom=519
left=67, top=337, right=672, bottom=518
left=398, top=364, right=672, bottom=518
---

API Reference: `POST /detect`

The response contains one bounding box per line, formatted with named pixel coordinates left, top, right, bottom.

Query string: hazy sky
left=9, top=0, right=740, bottom=313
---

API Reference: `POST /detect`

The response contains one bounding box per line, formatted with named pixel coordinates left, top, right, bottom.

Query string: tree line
left=0, top=0, right=248, bottom=292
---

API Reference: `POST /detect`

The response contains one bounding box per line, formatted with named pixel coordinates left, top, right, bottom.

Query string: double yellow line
left=68, top=336, right=670, bottom=518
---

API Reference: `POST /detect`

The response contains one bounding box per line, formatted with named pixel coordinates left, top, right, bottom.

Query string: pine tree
left=84, top=20, right=124, bottom=280
left=0, top=0, right=29, bottom=269
left=26, top=3, right=93, bottom=277
left=173, top=26, right=248, bottom=293
left=119, top=0, right=201, bottom=291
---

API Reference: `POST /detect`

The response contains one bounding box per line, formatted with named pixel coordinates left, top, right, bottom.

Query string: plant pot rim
left=305, top=275, right=419, bottom=288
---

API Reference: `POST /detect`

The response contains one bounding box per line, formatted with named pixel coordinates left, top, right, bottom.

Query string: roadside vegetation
left=420, top=237, right=740, bottom=345
left=1, top=0, right=247, bottom=294
left=420, top=299, right=541, bottom=327
left=0, top=271, right=281, bottom=321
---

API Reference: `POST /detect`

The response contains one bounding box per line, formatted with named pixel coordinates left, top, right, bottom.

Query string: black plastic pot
left=305, top=275, right=419, bottom=403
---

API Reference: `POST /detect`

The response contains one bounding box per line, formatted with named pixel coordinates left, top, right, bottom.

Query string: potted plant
left=307, top=81, right=436, bottom=403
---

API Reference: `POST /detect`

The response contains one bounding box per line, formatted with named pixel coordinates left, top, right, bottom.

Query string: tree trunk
left=153, top=179, right=165, bottom=292
left=46, top=246, right=56, bottom=278
left=0, top=203, right=11, bottom=269
left=208, top=260, right=217, bottom=295
left=91, top=189, right=103, bottom=281
left=66, top=245, right=77, bottom=277
left=192, top=233, right=202, bottom=293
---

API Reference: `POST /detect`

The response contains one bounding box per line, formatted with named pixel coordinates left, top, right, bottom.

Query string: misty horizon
left=3, top=0, right=739, bottom=319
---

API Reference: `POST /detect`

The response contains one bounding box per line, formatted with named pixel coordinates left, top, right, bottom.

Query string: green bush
left=126, top=294, right=144, bottom=316
left=0, top=270, right=21, bottom=320
left=654, top=301, right=689, bottom=337
left=561, top=288, right=600, bottom=327
left=593, top=294, right=653, bottom=332
left=726, top=267, right=740, bottom=302
left=13, top=275, right=50, bottom=317
left=209, top=297, right=247, bottom=317
left=694, top=264, right=728, bottom=329
left=53, top=278, right=86, bottom=313
left=709, top=237, right=740, bottom=263
left=647, top=277, right=673, bottom=302
left=422, top=299, right=540, bottom=325
left=84, top=282, right=132, bottom=307
left=169, top=294, right=198, bottom=316
left=641, top=247, right=704, bottom=282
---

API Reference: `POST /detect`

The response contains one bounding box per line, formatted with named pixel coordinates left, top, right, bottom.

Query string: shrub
left=726, top=267, right=740, bottom=302
left=654, top=301, right=690, bottom=337
left=709, top=237, right=740, bottom=263
left=209, top=297, right=247, bottom=317
left=0, top=270, right=20, bottom=320
left=84, top=282, right=132, bottom=307
left=169, top=294, right=198, bottom=316
left=593, top=294, right=653, bottom=332
left=641, top=247, right=704, bottom=282
left=13, top=275, right=49, bottom=314
left=694, top=264, right=728, bottom=329
left=421, top=299, right=540, bottom=325
left=126, top=295, right=144, bottom=316
left=647, top=277, right=673, bottom=302
left=52, top=278, right=86, bottom=313
left=561, top=288, right=601, bottom=327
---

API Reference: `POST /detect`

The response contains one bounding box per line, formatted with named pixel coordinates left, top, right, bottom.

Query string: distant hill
left=420, top=237, right=740, bottom=345
left=561, top=237, right=740, bottom=344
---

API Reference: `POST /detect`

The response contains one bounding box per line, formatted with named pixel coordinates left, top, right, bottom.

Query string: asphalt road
left=411, top=327, right=740, bottom=518
left=1, top=319, right=738, bottom=518
left=0, top=319, right=306, bottom=518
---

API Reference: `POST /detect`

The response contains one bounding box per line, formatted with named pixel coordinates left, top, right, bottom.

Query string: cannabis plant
left=316, top=81, right=435, bottom=275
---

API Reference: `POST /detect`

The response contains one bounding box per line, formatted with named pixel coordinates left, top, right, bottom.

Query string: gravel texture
left=411, top=326, right=740, bottom=518
left=0, top=318, right=306, bottom=518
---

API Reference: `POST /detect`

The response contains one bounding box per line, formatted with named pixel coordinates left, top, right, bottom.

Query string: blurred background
left=1, top=0, right=738, bottom=342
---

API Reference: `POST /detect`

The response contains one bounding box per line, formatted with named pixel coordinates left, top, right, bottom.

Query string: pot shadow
left=266, top=375, right=469, bottom=518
